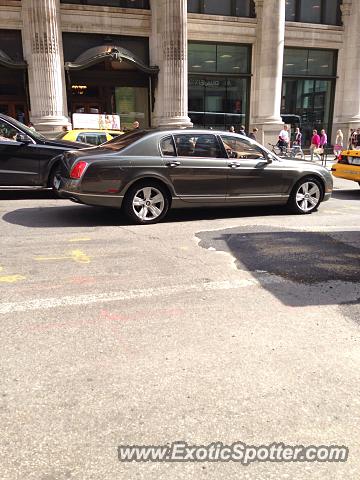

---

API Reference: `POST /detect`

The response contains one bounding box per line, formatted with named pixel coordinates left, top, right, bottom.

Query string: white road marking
left=0, top=279, right=257, bottom=315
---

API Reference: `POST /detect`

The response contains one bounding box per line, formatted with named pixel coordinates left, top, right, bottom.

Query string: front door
left=220, top=135, right=286, bottom=201
left=0, top=118, right=39, bottom=186
left=164, top=133, right=228, bottom=203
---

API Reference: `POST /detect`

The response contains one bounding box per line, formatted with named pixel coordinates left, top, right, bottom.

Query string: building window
left=285, top=0, right=341, bottom=25
left=188, top=0, right=255, bottom=17
left=188, top=42, right=251, bottom=131
left=282, top=47, right=337, bottom=146
left=60, top=0, right=150, bottom=8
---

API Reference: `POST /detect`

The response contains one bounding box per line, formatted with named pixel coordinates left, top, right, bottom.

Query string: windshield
left=9, top=117, right=47, bottom=141
left=101, top=129, right=150, bottom=151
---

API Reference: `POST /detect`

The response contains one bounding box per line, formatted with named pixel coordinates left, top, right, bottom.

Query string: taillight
left=70, top=161, right=88, bottom=179
left=337, top=154, right=343, bottom=163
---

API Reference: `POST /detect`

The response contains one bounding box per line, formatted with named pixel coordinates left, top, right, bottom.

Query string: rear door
left=0, top=118, right=40, bottom=186
left=162, top=133, right=228, bottom=203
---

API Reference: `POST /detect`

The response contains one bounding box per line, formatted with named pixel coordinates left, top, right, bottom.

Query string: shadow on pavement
left=2, top=203, right=292, bottom=228
left=0, top=189, right=56, bottom=200
left=331, top=188, right=360, bottom=201
left=197, top=226, right=360, bottom=307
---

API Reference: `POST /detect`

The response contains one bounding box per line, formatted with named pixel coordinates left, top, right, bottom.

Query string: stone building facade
left=0, top=0, right=358, bottom=145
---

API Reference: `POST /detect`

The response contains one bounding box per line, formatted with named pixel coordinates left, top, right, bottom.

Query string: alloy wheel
left=295, top=181, right=320, bottom=213
left=132, top=186, right=165, bottom=221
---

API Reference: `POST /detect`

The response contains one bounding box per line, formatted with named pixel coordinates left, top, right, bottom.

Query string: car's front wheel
left=48, top=162, right=61, bottom=190
left=123, top=181, right=170, bottom=224
left=288, top=177, right=323, bottom=214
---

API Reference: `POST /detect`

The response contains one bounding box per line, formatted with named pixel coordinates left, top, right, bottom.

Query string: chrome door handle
left=166, top=161, right=181, bottom=167
left=228, top=162, right=241, bottom=168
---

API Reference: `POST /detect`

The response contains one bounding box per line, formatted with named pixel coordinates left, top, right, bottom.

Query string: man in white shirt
left=278, top=124, right=289, bottom=153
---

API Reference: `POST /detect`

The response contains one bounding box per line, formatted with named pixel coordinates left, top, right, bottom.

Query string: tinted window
left=203, top=0, right=232, bottom=15
left=0, top=119, right=19, bottom=142
left=174, top=134, right=223, bottom=158
left=60, top=0, right=150, bottom=8
left=189, top=42, right=251, bottom=74
left=285, top=0, right=296, bottom=20
left=187, top=0, right=255, bottom=17
left=283, top=48, right=336, bottom=76
left=160, top=136, right=176, bottom=156
left=285, top=0, right=341, bottom=25
left=221, top=135, right=265, bottom=160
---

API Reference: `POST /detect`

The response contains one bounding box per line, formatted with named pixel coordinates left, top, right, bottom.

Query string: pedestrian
left=291, top=127, right=302, bottom=156
left=132, top=120, right=140, bottom=130
left=239, top=125, right=247, bottom=136
left=277, top=124, right=290, bottom=154
left=229, top=125, right=235, bottom=133
left=248, top=128, right=258, bottom=141
left=310, top=129, right=321, bottom=162
left=348, top=128, right=357, bottom=149
left=333, top=129, right=343, bottom=159
left=356, top=128, right=360, bottom=149
left=320, top=129, right=327, bottom=149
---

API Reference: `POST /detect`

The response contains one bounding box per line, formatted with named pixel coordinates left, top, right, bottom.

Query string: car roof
left=136, top=128, right=249, bottom=138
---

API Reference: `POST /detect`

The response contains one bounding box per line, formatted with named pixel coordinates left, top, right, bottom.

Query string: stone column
left=251, top=0, right=285, bottom=146
left=150, top=0, right=192, bottom=128
left=21, top=0, right=69, bottom=136
left=332, top=0, right=360, bottom=145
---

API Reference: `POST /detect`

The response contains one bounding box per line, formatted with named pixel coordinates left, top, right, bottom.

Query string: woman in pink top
left=310, top=129, right=320, bottom=162
left=320, top=129, right=327, bottom=148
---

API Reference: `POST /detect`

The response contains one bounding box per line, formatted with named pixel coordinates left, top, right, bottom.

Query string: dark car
left=0, top=114, right=86, bottom=188
left=56, top=129, right=333, bottom=224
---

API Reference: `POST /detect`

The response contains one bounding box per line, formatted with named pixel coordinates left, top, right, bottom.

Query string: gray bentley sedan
left=56, top=129, right=333, bottom=224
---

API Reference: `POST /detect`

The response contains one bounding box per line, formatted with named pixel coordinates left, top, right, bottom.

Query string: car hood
left=277, top=157, right=325, bottom=169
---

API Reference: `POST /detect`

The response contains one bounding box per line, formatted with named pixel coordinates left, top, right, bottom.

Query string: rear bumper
left=56, top=177, right=122, bottom=208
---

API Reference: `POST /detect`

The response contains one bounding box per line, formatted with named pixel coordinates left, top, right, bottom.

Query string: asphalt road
left=0, top=177, right=359, bottom=480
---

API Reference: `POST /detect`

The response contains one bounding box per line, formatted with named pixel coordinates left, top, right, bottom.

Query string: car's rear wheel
left=288, top=177, right=323, bottom=214
left=123, top=181, right=170, bottom=224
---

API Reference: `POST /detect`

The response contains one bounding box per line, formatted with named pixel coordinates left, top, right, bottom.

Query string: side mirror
left=16, top=132, right=32, bottom=143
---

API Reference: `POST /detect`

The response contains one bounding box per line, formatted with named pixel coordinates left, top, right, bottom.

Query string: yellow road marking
left=35, top=249, right=91, bottom=264
left=68, top=237, right=91, bottom=243
left=0, top=275, right=26, bottom=283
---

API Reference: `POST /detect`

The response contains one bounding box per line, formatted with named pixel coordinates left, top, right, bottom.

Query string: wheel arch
left=289, top=173, right=326, bottom=201
left=122, top=175, right=174, bottom=203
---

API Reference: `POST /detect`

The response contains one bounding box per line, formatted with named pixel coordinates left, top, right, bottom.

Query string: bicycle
left=268, top=143, right=305, bottom=160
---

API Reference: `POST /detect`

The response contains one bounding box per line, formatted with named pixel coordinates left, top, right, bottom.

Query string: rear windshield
left=341, top=156, right=360, bottom=166
left=100, top=129, right=149, bottom=151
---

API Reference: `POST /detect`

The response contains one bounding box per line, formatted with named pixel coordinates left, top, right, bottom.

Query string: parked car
left=0, top=113, right=86, bottom=188
left=331, top=149, right=360, bottom=187
left=56, top=129, right=123, bottom=146
left=56, top=129, right=333, bottom=224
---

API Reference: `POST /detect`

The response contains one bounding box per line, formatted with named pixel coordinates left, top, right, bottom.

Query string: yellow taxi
left=56, top=129, right=123, bottom=146
left=331, top=149, right=360, bottom=187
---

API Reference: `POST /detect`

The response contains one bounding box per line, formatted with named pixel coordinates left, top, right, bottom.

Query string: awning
left=65, top=45, right=159, bottom=75
left=0, top=49, right=27, bottom=69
